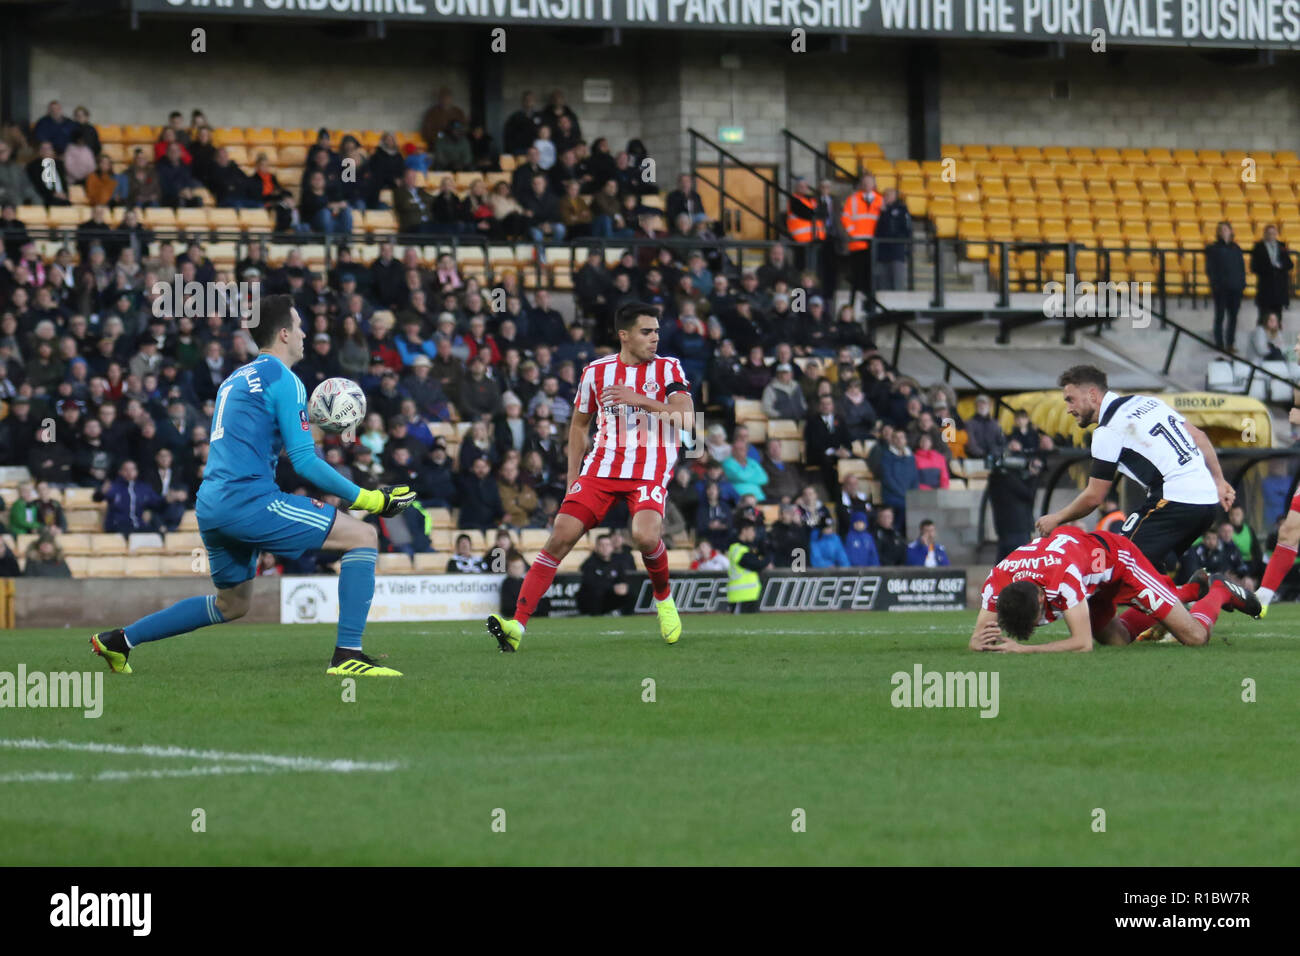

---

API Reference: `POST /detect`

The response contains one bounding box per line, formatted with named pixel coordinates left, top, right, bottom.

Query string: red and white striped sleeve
left=663, top=357, right=690, bottom=396
left=575, top=363, right=596, bottom=413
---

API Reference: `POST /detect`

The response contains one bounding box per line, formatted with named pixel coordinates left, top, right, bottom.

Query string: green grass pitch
left=1, top=605, right=1297, bottom=866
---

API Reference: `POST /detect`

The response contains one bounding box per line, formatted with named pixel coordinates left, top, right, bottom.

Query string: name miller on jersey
left=1090, top=390, right=1218, bottom=505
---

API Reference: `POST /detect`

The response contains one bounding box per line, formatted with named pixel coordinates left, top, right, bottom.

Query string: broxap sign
left=631, top=569, right=966, bottom=613
left=132, top=0, right=1300, bottom=49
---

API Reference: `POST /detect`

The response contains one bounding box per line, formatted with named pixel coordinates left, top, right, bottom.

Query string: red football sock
left=1261, top=543, right=1297, bottom=593
left=514, top=550, right=560, bottom=626
left=1174, top=580, right=1203, bottom=602
left=1118, top=607, right=1158, bottom=638
left=642, top=540, right=671, bottom=602
left=1189, top=581, right=1230, bottom=630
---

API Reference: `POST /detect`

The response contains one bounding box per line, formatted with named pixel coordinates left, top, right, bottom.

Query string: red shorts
left=1087, top=536, right=1181, bottom=634
left=1290, top=493, right=1300, bottom=515
left=559, top=476, right=667, bottom=531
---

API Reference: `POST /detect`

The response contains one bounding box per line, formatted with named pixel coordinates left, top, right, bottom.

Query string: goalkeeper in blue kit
left=90, top=295, right=414, bottom=677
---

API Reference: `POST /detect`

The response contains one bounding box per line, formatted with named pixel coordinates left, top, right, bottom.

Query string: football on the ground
left=308, top=377, right=367, bottom=434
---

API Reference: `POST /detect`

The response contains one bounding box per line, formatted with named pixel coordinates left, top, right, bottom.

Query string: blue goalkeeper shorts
left=196, top=489, right=338, bottom=588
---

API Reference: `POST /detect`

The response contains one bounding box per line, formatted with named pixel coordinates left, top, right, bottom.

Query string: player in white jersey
left=1036, top=365, right=1234, bottom=573
left=486, top=302, right=695, bottom=652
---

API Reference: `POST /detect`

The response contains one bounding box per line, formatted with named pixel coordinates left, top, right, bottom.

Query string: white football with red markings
left=308, top=377, right=367, bottom=434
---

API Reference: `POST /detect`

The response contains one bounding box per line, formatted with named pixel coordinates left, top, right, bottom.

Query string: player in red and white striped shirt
left=487, top=302, right=695, bottom=652
left=969, top=527, right=1258, bottom=653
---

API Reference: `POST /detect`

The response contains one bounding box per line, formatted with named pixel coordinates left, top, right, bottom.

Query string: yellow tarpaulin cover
left=964, top=390, right=1274, bottom=449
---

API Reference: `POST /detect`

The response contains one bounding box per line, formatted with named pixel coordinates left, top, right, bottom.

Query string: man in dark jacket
left=873, top=188, right=912, bottom=291
left=804, top=394, right=853, bottom=493
left=578, top=534, right=634, bottom=615
left=1250, top=224, right=1293, bottom=323
left=766, top=505, right=810, bottom=567
left=963, top=394, right=1006, bottom=460
left=989, top=454, right=1040, bottom=560
left=872, top=506, right=907, bottom=565
left=1205, top=222, right=1247, bottom=351
left=94, top=460, right=163, bottom=534
left=1179, top=524, right=1249, bottom=584
left=457, top=455, right=505, bottom=529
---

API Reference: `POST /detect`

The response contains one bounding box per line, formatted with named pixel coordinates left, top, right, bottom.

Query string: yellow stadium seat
left=1053, top=162, right=1082, bottom=183
left=47, top=205, right=81, bottom=227
left=277, top=144, right=307, bottom=166
left=1036, top=181, right=1062, bottom=201
left=238, top=208, right=273, bottom=232
left=363, top=209, right=398, bottom=234
left=214, top=126, right=246, bottom=146
left=1037, top=198, right=1065, bottom=219
left=1087, top=182, right=1115, bottom=203
left=378, top=553, right=413, bottom=574
left=962, top=144, right=990, bottom=161
left=244, top=127, right=276, bottom=145
left=1198, top=149, right=1225, bottom=164
left=1012, top=145, right=1043, bottom=161
left=986, top=218, right=1014, bottom=241
left=1041, top=146, right=1069, bottom=162
left=123, top=124, right=156, bottom=143
left=273, top=128, right=308, bottom=146
left=1091, top=200, right=1119, bottom=220
left=1011, top=218, right=1041, bottom=240
left=983, top=197, right=1011, bottom=219
left=1120, top=148, right=1146, bottom=163
left=207, top=208, right=241, bottom=230
left=1147, top=148, right=1174, bottom=165
left=143, top=207, right=176, bottom=228
left=988, top=145, right=1017, bottom=161
left=1041, top=219, right=1068, bottom=243
left=933, top=215, right=957, bottom=239
left=1067, top=146, right=1095, bottom=161
left=1249, top=202, right=1276, bottom=222
left=928, top=197, right=956, bottom=218
left=176, top=208, right=209, bottom=230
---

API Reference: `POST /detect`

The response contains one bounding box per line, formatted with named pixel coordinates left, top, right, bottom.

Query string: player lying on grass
left=91, top=295, right=414, bottom=677
left=487, top=302, right=694, bottom=651
left=969, top=527, right=1260, bottom=653
left=1254, top=333, right=1300, bottom=617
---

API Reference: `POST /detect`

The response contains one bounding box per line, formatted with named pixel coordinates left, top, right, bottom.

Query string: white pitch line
left=0, top=765, right=285, bottom=784
left=0, top=738, right=402, bottom=775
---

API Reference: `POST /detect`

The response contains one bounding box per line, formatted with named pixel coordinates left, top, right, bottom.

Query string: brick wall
left=940, top=46, right=1300, bottom=152
left=22, top=23, right=1300, bottom=176
left=28, top=22, right=463, bottom=134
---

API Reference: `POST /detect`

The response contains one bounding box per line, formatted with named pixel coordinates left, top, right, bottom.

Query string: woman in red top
left=153, top=127, right=192, bottom=164
left=913, top=433, right=950, bottom=490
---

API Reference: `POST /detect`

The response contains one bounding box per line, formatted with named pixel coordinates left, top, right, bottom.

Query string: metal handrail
left=780, top=128, right=859, bottom=185
left=871, top=294, right=1017, bottom=419
left=686, top=127, right=791, bottom=240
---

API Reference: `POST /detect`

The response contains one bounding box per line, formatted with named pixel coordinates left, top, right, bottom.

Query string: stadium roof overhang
left=113, top=0, right=1300, bottom=51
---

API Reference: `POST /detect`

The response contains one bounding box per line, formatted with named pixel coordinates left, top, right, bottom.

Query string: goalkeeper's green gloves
left=352, top=485, right=416, bottom=518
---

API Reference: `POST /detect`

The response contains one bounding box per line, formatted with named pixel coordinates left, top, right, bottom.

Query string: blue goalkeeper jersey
left=198, top=353, right=360, bottom=508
